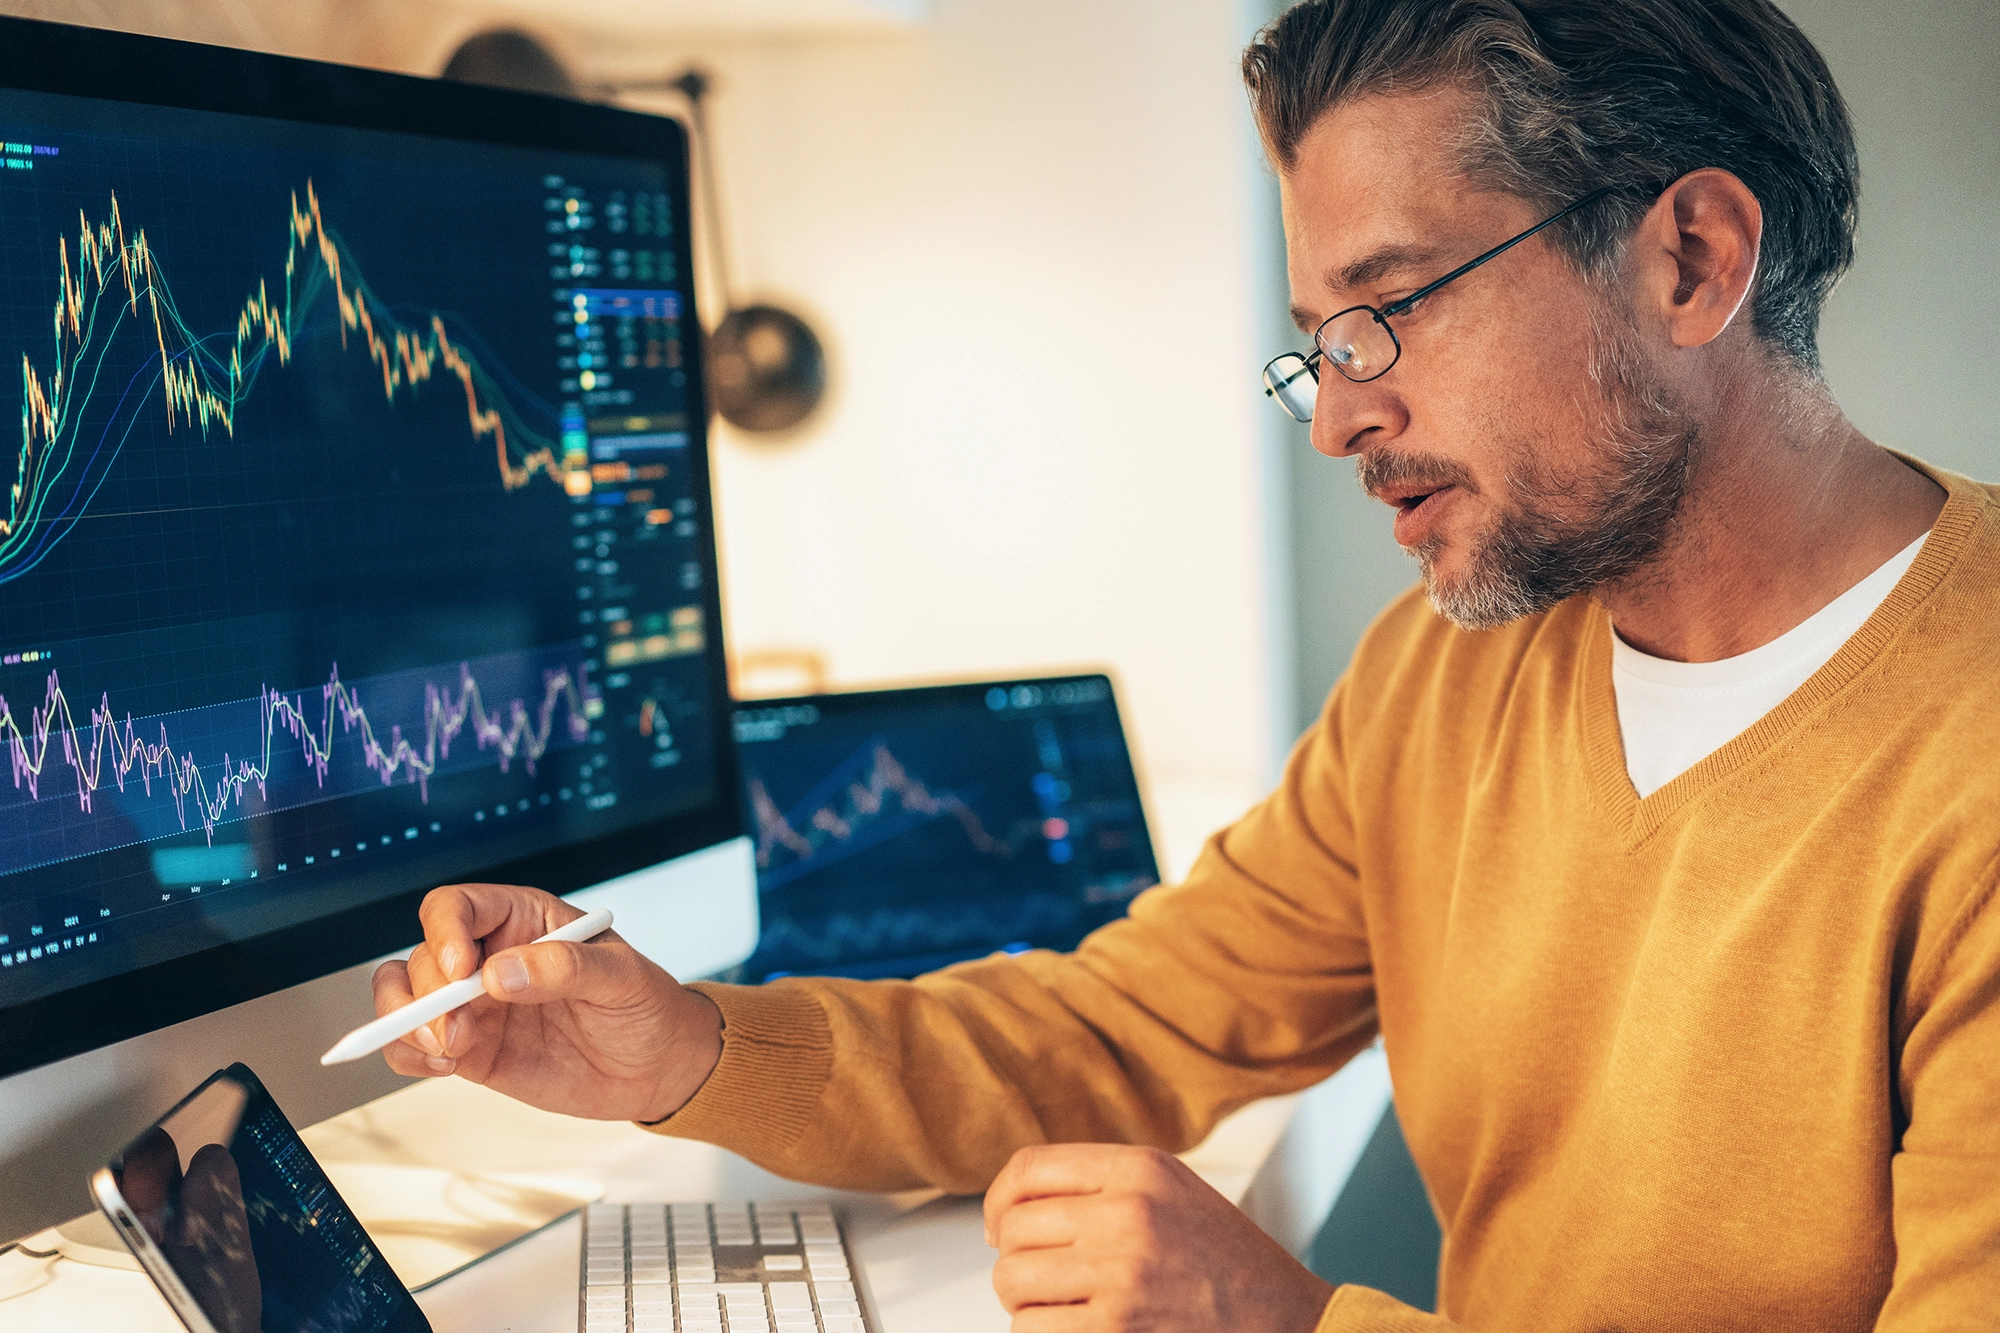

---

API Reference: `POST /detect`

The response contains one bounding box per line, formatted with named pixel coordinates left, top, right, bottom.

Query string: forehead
left=1279, top=88, right=1530, bottom=318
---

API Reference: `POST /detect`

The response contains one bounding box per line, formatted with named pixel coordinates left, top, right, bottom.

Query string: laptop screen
left=731, top=675, right=1159, bottom=981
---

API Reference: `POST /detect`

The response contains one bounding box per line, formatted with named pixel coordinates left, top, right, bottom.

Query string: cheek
left=1401, top=298, right=1603, bottom=489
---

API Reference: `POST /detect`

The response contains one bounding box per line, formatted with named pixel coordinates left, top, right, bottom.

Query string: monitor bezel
left=0, top=16, right=744, bottom=1078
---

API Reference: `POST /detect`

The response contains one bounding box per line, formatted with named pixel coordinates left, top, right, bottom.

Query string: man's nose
left=1308, top=373, right=1408, bottom=459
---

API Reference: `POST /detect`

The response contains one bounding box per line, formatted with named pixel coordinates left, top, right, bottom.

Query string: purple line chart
left=0, top=643, right=596, bottom=876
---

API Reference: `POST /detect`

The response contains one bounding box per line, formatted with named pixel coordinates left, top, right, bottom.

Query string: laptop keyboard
left=579, top=1201, right=872, bottom=1333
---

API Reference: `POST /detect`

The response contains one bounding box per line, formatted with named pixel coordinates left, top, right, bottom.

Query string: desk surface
left=3, top=779, right=1397, bottom=1331
left=3, top=1056, right=1392, bottom=1333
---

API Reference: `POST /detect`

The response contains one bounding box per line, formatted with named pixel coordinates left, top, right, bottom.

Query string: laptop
left=731, top=673, right=1161, bottom=982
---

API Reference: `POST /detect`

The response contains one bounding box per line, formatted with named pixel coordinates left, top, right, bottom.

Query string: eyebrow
left=1290, top=243, right=1445, bottom=332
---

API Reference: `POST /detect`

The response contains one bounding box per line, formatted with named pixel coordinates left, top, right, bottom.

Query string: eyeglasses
left=1262, top=186, right=1619, bottom=422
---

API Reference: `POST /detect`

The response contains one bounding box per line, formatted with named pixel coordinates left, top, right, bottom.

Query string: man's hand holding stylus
left=372, top=882, right=722, bottom=1123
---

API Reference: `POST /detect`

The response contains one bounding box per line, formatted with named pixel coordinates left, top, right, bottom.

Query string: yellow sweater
left=663, top=462, right=2000, bottom=1331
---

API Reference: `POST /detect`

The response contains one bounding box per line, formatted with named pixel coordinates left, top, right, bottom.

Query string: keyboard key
left=576, top=1201, right=870, bottom=1333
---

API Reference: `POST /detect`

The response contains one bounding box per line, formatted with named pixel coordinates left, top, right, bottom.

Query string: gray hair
left=1243, top=0, right=1860, bottom=372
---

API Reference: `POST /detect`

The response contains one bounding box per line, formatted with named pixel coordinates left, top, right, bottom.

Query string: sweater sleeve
left=650, top=680, right=1380, bottom=1193
left=1876, top=858, right=2000, bottom=1327
left=1316, top=1287, right=1468, bottom=1331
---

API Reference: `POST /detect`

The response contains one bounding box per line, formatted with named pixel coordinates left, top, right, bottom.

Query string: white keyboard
left=579, top=1200, right=873, bottom=1333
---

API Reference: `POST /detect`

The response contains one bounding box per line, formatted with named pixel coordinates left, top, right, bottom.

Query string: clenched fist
left=984, top=1143, right=1335, bottom=1331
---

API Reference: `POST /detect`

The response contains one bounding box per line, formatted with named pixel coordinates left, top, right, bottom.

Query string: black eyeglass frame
left=1264, top=185, right=1622, bottom=406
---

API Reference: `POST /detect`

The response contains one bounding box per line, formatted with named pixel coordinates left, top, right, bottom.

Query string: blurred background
left=2, top=0, right=1988, bottom=864
left=2, top=0, right=1990, bottom=1307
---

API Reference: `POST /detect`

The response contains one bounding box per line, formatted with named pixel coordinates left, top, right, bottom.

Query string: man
left=375, top=1, right=1999, bottom=1328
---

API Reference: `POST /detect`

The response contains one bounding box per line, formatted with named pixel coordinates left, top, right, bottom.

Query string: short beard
left=1362, top=304, right=1698, bottom=632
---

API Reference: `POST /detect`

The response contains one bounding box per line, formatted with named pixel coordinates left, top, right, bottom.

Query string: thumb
left=481, top=938, right=649, bottom=1006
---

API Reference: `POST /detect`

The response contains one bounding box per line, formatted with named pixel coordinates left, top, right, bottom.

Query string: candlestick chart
left=2, top=179, right=562, bottom=587
left=0, top=646, right=592, bottom=877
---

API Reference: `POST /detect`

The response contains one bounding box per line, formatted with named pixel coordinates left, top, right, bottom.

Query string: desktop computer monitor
left=0, top=17, right=755, bottom=1243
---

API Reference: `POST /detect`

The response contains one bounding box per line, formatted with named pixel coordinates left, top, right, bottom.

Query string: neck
left=1597, top=360, right=1946, bottom=663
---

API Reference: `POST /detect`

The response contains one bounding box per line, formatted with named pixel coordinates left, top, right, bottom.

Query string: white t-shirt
left=1611, top=531, right=1929, bottom=798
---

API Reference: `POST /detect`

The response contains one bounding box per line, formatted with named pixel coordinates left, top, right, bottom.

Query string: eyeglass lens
left=1262, top=355, right=1318, bottom=423
left=1317, top=308, right=1397, bottom=384
left=1262, top=309, right=1400, bottom=423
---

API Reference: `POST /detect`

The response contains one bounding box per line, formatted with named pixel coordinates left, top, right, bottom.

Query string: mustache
left=1355, top=448, right=1478, bottom=503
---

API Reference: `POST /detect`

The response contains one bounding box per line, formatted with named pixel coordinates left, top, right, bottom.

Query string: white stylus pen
left=319, top=908, right=615, bottom=1066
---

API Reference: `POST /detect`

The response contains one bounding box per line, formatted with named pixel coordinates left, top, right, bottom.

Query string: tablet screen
left=107, top=1065, right=429, bottom=1333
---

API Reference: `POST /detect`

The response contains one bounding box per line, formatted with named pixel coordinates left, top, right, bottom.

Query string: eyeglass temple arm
left=1380, top=186, right=1618, bottom=319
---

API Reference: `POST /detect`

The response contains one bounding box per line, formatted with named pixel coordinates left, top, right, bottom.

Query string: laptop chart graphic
left=733, top=677, right=1158, bottom=981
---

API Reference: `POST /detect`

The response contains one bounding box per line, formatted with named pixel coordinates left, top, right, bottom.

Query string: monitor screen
left=732, top=675, right=1160, bottom=981
left=0, top=21, right=739, bottom=1076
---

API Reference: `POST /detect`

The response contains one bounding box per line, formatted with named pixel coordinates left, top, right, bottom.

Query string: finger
left=382, top=1036, right=456, bottom=1079
left=1009, top=1305, right=1090, bottom=1333
left=372, top=958, right=416, bottom=1018
left=399, top=945, right=477, bottom=1055
left=985, top=1143, right=1128, bottom=1245
left=992, top=1246, right=1096, bottom=1314
left=480, top=936, right=655, bottom=1007
left=372, top=958, right=458, bottom=1068
left=418, top=883, right=579, bottom=983
left=993, top=1195, right=1088, bottom=1255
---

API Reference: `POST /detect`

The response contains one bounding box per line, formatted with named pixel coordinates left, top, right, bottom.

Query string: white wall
left=584, top=2, right=1294, bottom=800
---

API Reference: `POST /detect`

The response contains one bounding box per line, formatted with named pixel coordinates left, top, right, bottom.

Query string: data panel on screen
left=734, top=678, right=1160, bottom=982
left=0, top=89, right=721, bottom=1012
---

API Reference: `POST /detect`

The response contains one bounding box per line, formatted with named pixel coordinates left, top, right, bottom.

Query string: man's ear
left=1635, top=168, right=1762, bottom=349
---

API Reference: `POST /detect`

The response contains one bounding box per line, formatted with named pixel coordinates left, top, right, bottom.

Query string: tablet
left=91, top=1063, right=431, bottom=1333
